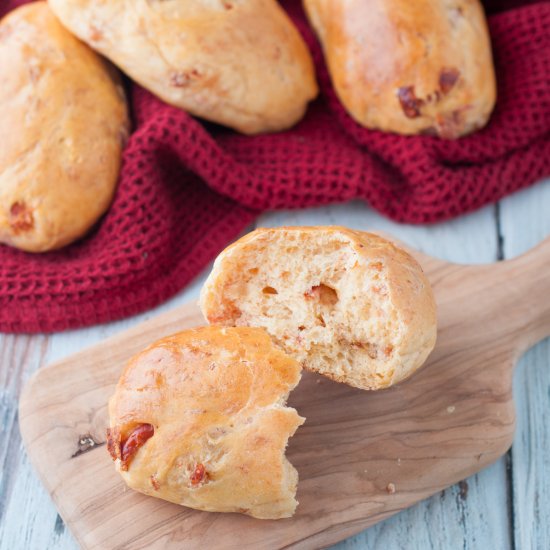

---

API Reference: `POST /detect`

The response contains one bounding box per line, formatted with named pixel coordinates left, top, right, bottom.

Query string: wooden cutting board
left=19, top=236, right=550, bottom=550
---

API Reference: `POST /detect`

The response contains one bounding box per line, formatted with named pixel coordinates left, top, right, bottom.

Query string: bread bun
left=304, top=0, right=496, bottom=138
left=48, top=0, right=318, bottom=135
left=107, top=326, right=304, bottom=519
left=0, top=2, right=129, bottom=252
left=200, top=227, right=437, bottom=390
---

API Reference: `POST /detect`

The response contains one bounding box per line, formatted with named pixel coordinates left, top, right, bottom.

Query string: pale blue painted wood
left=501, top=181, right=550, bottom=550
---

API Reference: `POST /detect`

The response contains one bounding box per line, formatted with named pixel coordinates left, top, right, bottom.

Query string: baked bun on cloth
left=200, top=227, right=437, bottom=390
left=303, top=0, right=496, bottom=138
left=0, top=2, right=129, bottom=252
left=48, top=0, right=318, bottom=135
left=107, top=326, right=304, bottom=519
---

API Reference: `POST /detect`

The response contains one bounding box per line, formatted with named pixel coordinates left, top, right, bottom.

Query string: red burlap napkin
left=1, top=0, right=549, bottom=333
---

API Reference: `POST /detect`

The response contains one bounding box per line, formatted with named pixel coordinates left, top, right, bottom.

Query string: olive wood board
left=19, top=236, right=550, bottom=550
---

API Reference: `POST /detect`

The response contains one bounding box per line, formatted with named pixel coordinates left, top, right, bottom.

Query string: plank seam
left=496, top=202, right=515, bottom=550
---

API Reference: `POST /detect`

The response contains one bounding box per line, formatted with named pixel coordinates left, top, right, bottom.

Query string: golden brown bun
left=304, top=0, right=496, bottom=138
left=200, top=227, right=437, bottom=390
left=107, top=326, right=304, bottom=519
left=0, top=2, right=129, bottom=253
left=49, top=0, right=318, bottom=135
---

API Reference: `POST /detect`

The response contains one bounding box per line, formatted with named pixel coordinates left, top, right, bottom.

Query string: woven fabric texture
left=1, top=0, right=549, bottom=333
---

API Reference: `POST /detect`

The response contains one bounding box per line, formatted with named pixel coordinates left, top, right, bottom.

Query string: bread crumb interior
left=220, top=231, right=401, bottom=384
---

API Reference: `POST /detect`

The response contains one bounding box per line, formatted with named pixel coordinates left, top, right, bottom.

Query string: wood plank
left=0, top=334, right=66, bottom=549
left=500, top=180, right=550, bottom=550
left=20, top=222, right=550, bottom=549
left=257, top=203, right=512, bottom=549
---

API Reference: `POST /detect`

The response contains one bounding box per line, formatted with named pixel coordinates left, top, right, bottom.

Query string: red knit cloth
left=1, top=0, right=549, bottom=333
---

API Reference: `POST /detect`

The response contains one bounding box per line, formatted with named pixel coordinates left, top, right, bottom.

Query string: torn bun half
left=200, top=227, right=437, bottom=390
left=107, top=326, right=303, bottom=519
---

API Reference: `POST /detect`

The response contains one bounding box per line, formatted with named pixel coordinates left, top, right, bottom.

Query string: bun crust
left=0, top=2, right=129, bottom=252
left=107, top=326, right=304, bottom=519
left=200, top=227, right=437, bottom=390
left=304, top=0, right=496, bottom=138
left=49, top=0, right=318, bottom=135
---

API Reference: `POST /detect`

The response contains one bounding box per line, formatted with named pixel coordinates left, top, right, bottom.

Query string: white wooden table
left=1, top=179, right=549, bottom=550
